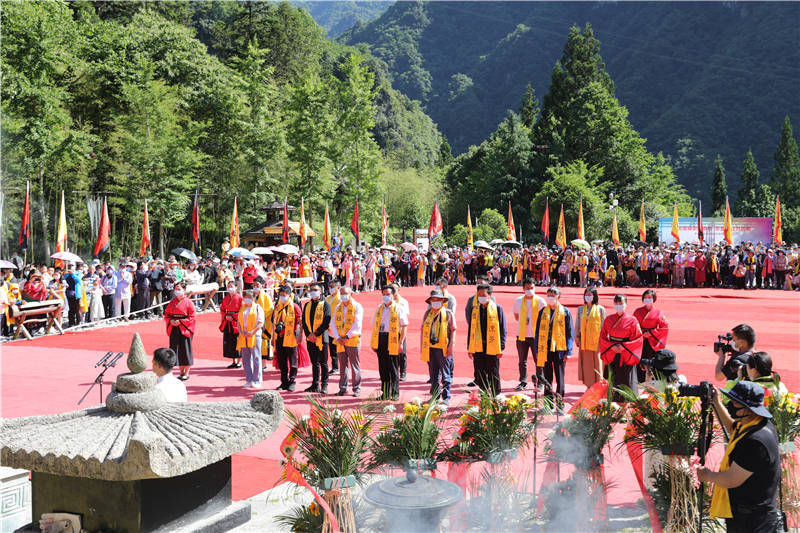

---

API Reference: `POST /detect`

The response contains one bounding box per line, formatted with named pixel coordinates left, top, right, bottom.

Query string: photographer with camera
left=714, top=324, right=756, bottom=384
left=736, top=352, right=788, bottom=397
left=697, top=381, right=781, bottom=533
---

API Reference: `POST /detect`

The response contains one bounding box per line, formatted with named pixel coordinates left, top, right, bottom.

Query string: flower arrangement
left=368, top=397, right=446, bottom=470
left=764, top=389, right=800, bottom=526
left=440, top=390, right=542, bottom=462
left=622, top=385, right=702, bottom=456
left=275, top=501, right=324, bottom=533
left=545, top=398, right=625, bottom=470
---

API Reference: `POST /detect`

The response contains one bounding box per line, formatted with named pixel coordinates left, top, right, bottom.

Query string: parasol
left=50, top=251, right=85, bottom=264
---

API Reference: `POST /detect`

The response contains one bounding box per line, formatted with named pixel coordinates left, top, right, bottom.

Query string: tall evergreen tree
left=771, top=116, right=800, bottom=207
left=519, top=84, right=540, bottom=129
left=736, top=149, right=759, bottom=215
left=711, top=155, right=728, bottom=215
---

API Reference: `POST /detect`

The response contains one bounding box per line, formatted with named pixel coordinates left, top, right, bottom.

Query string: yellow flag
left=229, top=196, right=240, bottom=249
left=506, top=201, right=516, bottom=241
left=466, top=205, right=474, bottom=251
left=774, top=195, right=782, bottom=244
left=55, top=190, right=68, bottom=268
left=671, top=202, right=680, bottom=243
left=555, top=205, right=567, bottom=250
left=723, top=196, right=733, bottom=245
left=638, top=199, right=646, bottom=241
left=577, top=200, right=585, bottom=241
left=612, top=210, right=620, bottom=246
left=299, top=198, right=307, bottom=247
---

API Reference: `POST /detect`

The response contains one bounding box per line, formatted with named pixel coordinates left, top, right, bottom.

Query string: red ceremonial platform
left=3, top=285, right=798, bottom=507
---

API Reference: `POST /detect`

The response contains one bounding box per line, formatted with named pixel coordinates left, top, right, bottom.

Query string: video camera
left=713, top=333, right=734, bottom=355
left=678, top=380, right=713, bottom=401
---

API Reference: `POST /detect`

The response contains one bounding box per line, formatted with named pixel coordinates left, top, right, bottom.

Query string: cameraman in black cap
left=640, top=349, right=685, bottom=389
left=714, top=324, right=755, bottom=383
left=697, top=381, right=781, bottom=532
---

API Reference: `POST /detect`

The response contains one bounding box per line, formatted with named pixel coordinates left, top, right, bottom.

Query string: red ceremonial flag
left=322, top=201, right=331, bottom=251
left=139, top=199, right=151, bottom=258
left=19, top=181, right=30, bottom=250
left=229, top=197, right=240, bottom=249
left=93, top=197, right=110, bottom=258
left=774, top=195, right=782, bottom=244
left=351, top=198, right=360, bottom=246
left=541, top=197, right=550, bottom=242
left=428, top=201, right=443, bottom=241
left=506, top=201, right=516, bottom=241
left=192, top=187, right=201, bottom=249
left=697, top=200, right=704, bottom=245
left=281, top=197, right=290, bottom=244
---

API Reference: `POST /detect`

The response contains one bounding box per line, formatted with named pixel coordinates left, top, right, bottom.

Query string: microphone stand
left=79, top=352, right=124, bottom=405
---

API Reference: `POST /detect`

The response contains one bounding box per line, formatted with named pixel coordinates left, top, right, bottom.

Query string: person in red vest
left=164, top=281, right=196, bottom=381
left=242, top=261, right=258, bottom=289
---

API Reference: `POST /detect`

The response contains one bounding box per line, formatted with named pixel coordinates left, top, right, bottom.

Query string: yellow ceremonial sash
left=334, top=301, right=359, bottom=352
left=236, top=305, right=260, bottom=349
left=709, top=418, right=763, bottom=520
left=536, top=304, right=567, bottom=366
left=468, top=300, right=502, bottom=355
left=273, top=301, right=297, bottom=348
left=421, top=308, right=449, bottom=362
left=370, top=303, right=400, bottom=355
left=418, top=259, right=426, bottom=279
left=518, top=297, right=536, bottom=341
left=304, top=300, right=326, bottom=350
left=580, top=304, right=603, bottom=351
left=256, top=291, right=273, bottom=355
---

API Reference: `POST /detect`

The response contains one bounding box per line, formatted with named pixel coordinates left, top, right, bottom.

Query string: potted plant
left=764, top=388, right=800, bottom=527
left=368, top=397, right=446, bottom=472
left=284, top=399, right=374, bottom=533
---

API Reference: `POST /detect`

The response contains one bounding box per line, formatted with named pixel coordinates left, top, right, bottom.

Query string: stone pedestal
left=1, top=467, right=31, bottom=532
left=31, top=457, right=248, bottom=533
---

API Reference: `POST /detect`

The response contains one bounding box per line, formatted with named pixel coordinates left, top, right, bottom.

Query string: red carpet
left=3, top=285, right=799, bottom=503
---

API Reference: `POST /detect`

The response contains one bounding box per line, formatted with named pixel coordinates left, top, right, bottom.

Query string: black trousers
left=376, top=333, right=400, bottom=397
left=327, top=339, right=338, bottom=371
left=276, top=346, right=298, bottom=387
left=474, top=352, right=500, bottom=394
left=516, top=337, right=535, bottom=384
left=134, top=288, right=150, bottom=317
left=399, top=338, right=407, bottom=376
left=67, top=296, right=81, bottom=326
left=604, top=356, right=638, bottom=401
left=543, top=351, right=566, bottom=399
left=307, top=341, right=328, bottom=389
left=725, top=506, right=780, bottom=533
left=102, top=294, right=114, bottom=318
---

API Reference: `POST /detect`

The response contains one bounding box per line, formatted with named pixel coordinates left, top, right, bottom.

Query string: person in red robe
left=21, top=272, right=48, bottom=302
left=599, top=293, right=643, bottom=398
left=164, top=281, right=196, bottom=380
left=633, top=289, right=669, bottom=383
left=694, top=251, right=708, bottom=287
left=219, top=281, right=242, bottom=369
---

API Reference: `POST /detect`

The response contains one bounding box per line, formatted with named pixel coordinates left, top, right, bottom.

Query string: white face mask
left=243, top=298, right=252, bottom=305
left=547, top=296, right=557, bottom=306
left=643, top=298, right=654, bottom=306
left=173, top=290, right=184, bottom=298
left=524, top=289, right=535, bottom=297
left=431, top=301, right=443, bottom=309
left=279, top=295, right=290, bottom=304
left=382, top=295, right=393, bottom=304
left=584, top=294, right=593, bottom=303
left=614, top=304, right=625, bottom=313
left=308, top=290, right=320, bottom=299
left=477, top=296, right=489, bottom=305
left=340, top=294, right=351, bottom=303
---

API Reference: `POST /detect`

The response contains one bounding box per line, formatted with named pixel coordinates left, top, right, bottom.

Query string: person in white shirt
left=372, top=285, right=409, bottom=400
left=238, top=289, right=266, bottom=388
left=512, top=278, right=546, bottom=390
left=329, top=286, right=363, bottom=397
left=391, top=283, right=411, bottom=381
left=152, top=347, right=188, bottom=402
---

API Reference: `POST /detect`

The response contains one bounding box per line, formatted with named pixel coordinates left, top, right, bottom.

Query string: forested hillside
left=341, top=1, right=800, bottom=203
left=1, top=0, right=444, bottom=258
left=294, top=1, right=392, bottom=37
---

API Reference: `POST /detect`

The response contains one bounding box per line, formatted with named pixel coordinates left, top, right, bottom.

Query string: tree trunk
left=159, top=222, right=165, bottom=260
left=39, top=165, right=51, bottom=259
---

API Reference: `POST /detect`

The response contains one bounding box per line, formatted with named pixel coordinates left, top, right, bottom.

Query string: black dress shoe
left=235, top=362, right=242, bottom=368
left=287, top=383, right=296, bottom=392
left=226, top=363, right=238, bottom=369
left=336, top=390, right=347, bottom=396
left=304, top=385, right=319, bottom=393
left=179, top=375, right=189, bottom=381
left=391, top=393, right=400, bottom=401
left=466, top=380, right=477, bottom=387
left=329, top=367, right=338, bottom=375
left=399, top=373, right=407, bottom=381
left=276, top=384, right=287, bottom=390
left=514, top=383, right=527, bottom=391
left=320, top=386, right=328, bottom=395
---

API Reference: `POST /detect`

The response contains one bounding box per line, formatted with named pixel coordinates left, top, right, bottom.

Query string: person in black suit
left=302, top=282, right=332, bottom=394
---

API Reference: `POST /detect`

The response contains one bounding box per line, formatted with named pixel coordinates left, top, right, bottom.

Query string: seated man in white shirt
left=153, top=347, right=188, bottom=402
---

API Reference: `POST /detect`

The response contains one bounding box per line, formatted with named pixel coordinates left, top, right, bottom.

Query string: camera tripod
left=78, top=351, right=124, bottom=405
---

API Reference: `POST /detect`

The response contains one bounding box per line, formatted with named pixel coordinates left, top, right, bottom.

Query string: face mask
left=341, top=294, right=351, bottom=303
left=477, top=296, right=489, bottom=305
left=643, top=298, right=654, bottom=306
left=614, top=304, right=625, bottom=313
left=725, top=402, right=745, bottom=419
left=524, top=289, right=535, bottom=297
left=227, top=286, right=236, bottom=293
left=431, top=301, right=442, bottom=309
left=279, top=295, right=289, bottom=304
left=243, top=298, right=252, bottom=305
left=382, top=295, right=393, bottom=304
left=308, top=290, right=320, bottom=299
left=547, top=296, right=556, bottom=306
left=584, top=294, right=593, bottom=303
left=173, top=290, right=184, bottom=298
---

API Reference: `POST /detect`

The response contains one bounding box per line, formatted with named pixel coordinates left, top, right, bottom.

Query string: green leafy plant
left=368, top=397, right=446, bottom=470
left=275, top=502, right=325, bottom=533
left=621, top=384, right=702, bottom=455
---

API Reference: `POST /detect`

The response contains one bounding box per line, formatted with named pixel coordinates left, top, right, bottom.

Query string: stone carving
left=127, top=332, right=147, bottom=373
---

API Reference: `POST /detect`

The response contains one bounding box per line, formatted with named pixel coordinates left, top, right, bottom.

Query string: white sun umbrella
left=275, top=244, right=299, bottom=255
left=474, top=240, right=493, bottom=250
left=0, top=259, right=16, bottom=269
left=50, top=251, right=85, bottom=264
left=250, top=247, right=274, bottom=255
left=227, top=247, right=257, bottom=259
left=489, top=238, right=505, bottom=246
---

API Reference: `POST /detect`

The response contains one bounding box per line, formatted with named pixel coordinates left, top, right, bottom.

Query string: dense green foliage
left=294, top=1, right=391, bottom=37
left=341, top=1, right=800, bottom=206
left=1, top=0, right=444, bottom=258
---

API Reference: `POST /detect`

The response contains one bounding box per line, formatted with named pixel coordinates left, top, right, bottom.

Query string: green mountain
left=293, top=1, right=393, bottom=37
left=341, top=1, right=800, bottom=203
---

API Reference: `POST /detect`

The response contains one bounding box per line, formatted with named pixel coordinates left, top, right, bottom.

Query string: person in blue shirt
left=64, top=263, right=83, bottom=326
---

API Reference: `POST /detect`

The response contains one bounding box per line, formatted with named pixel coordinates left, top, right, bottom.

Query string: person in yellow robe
left=575, top=286, right=606, bottom=388
left=237, top=289, right=265, bottom=388
left=534, top=286, right=574, bottom=410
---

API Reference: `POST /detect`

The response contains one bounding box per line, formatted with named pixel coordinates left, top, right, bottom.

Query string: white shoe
left=251, top=381, right=263, bottom=389
left=244, top=381, right=253, bottom=388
